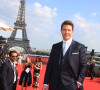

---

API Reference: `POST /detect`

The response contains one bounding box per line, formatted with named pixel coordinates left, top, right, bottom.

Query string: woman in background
left=32, top=57, right=42, bottom=90
left=19, top=57, right=32, bottom=90
left=17, top=54, right=22, bottom=65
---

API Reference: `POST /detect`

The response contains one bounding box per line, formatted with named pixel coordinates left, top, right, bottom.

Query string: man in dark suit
left=43, top=20, right=87, bottom=90
left=1, top=51, right=18, bottom=90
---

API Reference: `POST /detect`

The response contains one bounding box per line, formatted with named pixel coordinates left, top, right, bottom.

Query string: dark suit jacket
left=1, top=60, right=18, bottom=90
left=43, top=40, right=87, bottom=90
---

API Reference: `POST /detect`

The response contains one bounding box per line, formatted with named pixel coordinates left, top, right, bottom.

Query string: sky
left=0, top=0, right=100, bottom=52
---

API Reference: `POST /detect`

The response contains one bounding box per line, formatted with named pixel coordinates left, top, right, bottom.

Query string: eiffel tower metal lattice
left=6, top=0, right=32, bottom=53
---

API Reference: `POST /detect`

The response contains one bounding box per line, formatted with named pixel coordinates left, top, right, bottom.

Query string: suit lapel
left=8, top=60, right=14, bottom=74
left=57, top=41, right=63, bottom=66
left=68, top=40, right=76, bottom=64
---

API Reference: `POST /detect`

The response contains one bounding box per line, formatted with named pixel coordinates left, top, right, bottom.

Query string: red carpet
left=16, top=64, right=100, bottom=90
left=84, top=77, right=100, bottom=90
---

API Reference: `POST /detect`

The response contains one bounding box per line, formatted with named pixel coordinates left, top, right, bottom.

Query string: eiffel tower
left=6, top=0, right=32, bottom=53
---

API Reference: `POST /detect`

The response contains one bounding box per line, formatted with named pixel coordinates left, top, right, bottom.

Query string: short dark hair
left=4, top=53, right=8, bottom=55
left=9, top=51, right=17, bottom=56
left=61, top=20, right=74, bottom=30
left=36, top=56, right=41, bottom=62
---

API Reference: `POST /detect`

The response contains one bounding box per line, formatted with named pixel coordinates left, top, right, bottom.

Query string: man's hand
left=42, top=85, right=48, bottom=90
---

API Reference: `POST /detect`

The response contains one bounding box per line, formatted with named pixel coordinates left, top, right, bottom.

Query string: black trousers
left=0, top=77, right=3, bottom=90
left=12, top=82, right=17, bottom=90
left=56, top=77, right=83, bottom=90
left=56, top=78, right=74, bottom=90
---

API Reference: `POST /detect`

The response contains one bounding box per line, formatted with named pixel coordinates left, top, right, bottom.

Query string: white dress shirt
left=63, top=38, right=72, bottom=56
left=9, top=59, right=16, bottom=83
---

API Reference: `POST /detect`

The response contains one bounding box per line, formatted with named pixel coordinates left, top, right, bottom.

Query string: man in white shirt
left=2, top=51, right=18, bottom=90
left=43, top=20, right=87, bottom=90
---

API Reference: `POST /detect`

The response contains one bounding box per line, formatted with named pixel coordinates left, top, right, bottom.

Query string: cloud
left=73, top=13, right=100, bottom=32
left=0, top=0, right=19, bottom=25
left=72, top=13, right=100, bottom=51
left=54, top=34, right=62, bottom=41
left=27, top=2, right=57, bottom=28
left=91, top=12, right=97, bottom=16
left=0, top=0, right=19, bottom=6
left=32, top=2, right=57, bottom=18
left=72, top=13, right=85, bottom=22
left=91, top=40, right=96, bottom=44
left=26, top=2, right=57, bottom=39
left=0, top=0, right=19, bottom=12
left=31, top=26, right=49, bottom=37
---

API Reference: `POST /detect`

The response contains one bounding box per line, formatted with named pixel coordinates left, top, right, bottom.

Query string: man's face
left=9, top=53, right=17, bottom=62
left=61, top=25, right=74, bottom=41
left=5, top=54, right=8, bottom=58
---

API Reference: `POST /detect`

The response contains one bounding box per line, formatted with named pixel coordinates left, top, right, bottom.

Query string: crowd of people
left=0, top=51, right=42, bottom=90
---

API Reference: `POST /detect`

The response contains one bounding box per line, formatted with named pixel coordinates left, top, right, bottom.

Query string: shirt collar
left=9, top=59, right=13, bottom=65
left=63, top=37, right=72, bottom=45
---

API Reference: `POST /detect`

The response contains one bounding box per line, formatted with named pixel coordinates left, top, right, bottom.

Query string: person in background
left=1, top=51, right=18, bottom=90
left=99, top=67, right=100, bottom=77
left=0, top=53, right=5, bottom=63
left=43, top=20, right=87, bottom=90
left=0, top=53, right=3, bottom=67
left=4, top=53, right=9, bottom=62
left=0, top=53, right=3, bottom=89
left=17, top=54, right=22, bottom=65
left=89, top=60, right=95, bottom=80
left=19, top=57, right=32, bottom=90
left=86, top=60, right=92, bottom=77
left=32, top=57, right=42, bottom=90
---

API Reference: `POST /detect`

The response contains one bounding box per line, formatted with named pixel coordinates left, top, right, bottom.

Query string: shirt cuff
left=77, top=82, right=82, bottom=85
left=43, top=84, right=48, bottom=86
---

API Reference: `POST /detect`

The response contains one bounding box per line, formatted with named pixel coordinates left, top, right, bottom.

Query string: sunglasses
left=12, top=56, right=17, bottom=57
